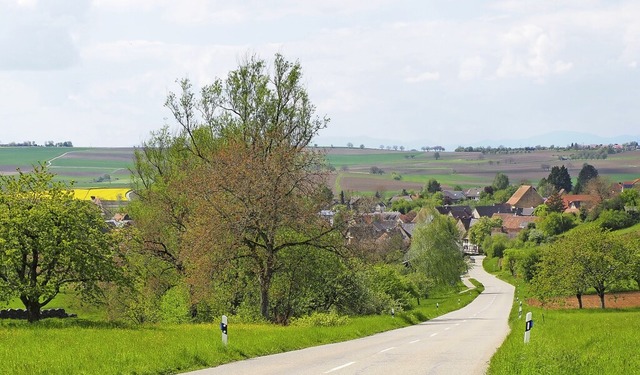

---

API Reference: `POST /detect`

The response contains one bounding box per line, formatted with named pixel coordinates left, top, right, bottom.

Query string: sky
left=1, top=0, right=639, bottom=149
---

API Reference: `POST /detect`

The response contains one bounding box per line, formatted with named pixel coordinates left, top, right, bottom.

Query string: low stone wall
left=0, top=308, right=77, bottom=319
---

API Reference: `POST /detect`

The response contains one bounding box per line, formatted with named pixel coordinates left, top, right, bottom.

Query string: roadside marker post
left=524, top=312, right=533, bottom=343
left=518, top=301, right=523, bottom=319
left=221, top=315, right=228, bottom=346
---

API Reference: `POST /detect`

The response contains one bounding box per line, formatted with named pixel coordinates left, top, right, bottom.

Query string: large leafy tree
left=545, top=191, right=566, bottom=213
left=533, top=226, right=631, bottom=308
left=547, top=165, right=572, bottom=192
left=408, top=210, right=466, bottom=288
left=133, top=54, right=338, bottom=321
left=0, top=165, right=122, bottom=322
left=533, top=243, right=589, bottom=308
left=424, top=179, right=441, bottom=194
left=492, top=172, right=510, bottom=191
left=574, top=163, right=598, bottom=194
left=468, top=217, right=502, bottom=249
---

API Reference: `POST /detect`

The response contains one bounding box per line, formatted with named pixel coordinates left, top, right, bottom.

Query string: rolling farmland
left=2, top=146, right=639, bottom=195
left=323, top=147, right=640, bottom=195
left=0, top=147, right=135, bottom=188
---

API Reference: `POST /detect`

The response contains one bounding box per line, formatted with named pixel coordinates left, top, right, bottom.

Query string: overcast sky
left=1, top=0, right=639, bottom=148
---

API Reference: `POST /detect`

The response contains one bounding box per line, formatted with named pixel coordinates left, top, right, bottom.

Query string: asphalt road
left=185, top=257, right=514, bottom=375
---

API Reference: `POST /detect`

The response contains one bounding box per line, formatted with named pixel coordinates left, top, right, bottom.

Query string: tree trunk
left=259, top=275, right=271, bottom=321
left=595, top=285, right=606, bottom=309
left=576, top=293, right=583, bottom=309
left=598, top=292, right=606, bottom=309
left=25, top=299, right=41, bottom=323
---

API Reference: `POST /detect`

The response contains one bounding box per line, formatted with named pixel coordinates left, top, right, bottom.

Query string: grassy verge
left=0, top=285, right=482, bottom=374
left=484, top=258, right=640, bottom=375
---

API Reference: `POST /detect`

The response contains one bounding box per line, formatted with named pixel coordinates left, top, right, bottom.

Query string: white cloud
left=495, top=24, right=572, bottom=80
left=2, top=0, right=640, bottom=147
left=458, top=57, right=486, bottom=81
left=405, top=71, right=440, bottom=83
left=0, top=1, right=83, bottom=70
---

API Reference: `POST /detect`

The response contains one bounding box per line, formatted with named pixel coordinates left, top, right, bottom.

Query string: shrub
left=538, top=212, right=577, bottom=236
left=290, top=311, right=350, bottom=327
left=159, top=284, right=191, bottom=324
left=503, top=247, right=542, bottom=281
left=598, top=209, right=635, bottom=230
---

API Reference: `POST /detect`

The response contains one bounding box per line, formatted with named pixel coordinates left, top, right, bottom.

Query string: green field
left=0, top=283, right=482, bottom=374
left=485, top=261, right=640, bottom=375
left=0, top=147, right=134, bottom=188
left=488, top=307, right=640, bottom=374
left=2, top=146, right=639, bottom=192
left=0, top=147, right=81, bottom=168
left=325, top=148, right=640, bottom=194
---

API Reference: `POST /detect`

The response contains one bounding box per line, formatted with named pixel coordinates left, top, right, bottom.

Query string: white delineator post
left=518, top=301, right=522, bottom=319
left=221, top=315, right=228, bottom=345
left=524, top=312, right=533, bottom=343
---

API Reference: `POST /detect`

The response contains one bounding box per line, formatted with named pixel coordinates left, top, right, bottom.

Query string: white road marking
left=409, top=339, right=420, bottom=344
left=324, top=362, right=356, bottom=373
left=430, top=333, right=438, bottom=337
left=444, top=327, right=451, bottom=331
left=379, top=347, right=396, bottom=353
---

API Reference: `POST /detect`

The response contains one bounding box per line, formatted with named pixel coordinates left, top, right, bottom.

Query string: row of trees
left=532, top=226, right=639, bottom=309
left=480, top=165, right=640, bottom=309
left=0, top=54, right=469, bottom=324
left=454, top=142, right=639, bottom=154
left=0, top=141, right=73, bottom=147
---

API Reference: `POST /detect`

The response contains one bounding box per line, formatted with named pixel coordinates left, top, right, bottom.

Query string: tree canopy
left=131, top=54, right=339, bottom=322
left=547, top=165, right=572, bottom=192
left=424, top=179, right=441, bottom=194
left=493, top=172, right=510, bottom=191
left=574, top=163, right=598, bottom=194
left=533, top=226, right=631, bottom=308
left=0, top=165, right=122, bottom=322
left=545, top=191, right=566, bottom=213
left=468, top=216, right=502, bottom=248
left=408, top=210, right=466, bottom=289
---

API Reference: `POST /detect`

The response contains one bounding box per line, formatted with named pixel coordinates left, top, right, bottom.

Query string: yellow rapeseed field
left=72, top=188, right=131, bottom=201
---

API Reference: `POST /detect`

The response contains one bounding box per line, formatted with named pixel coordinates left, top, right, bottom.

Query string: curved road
left=185, top=257, right=514, bottom=375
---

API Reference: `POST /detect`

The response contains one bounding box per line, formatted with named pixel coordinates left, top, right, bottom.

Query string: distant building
left=506, top=185, right=544, bottom=209
left=442, top=190, right=466, bottom=205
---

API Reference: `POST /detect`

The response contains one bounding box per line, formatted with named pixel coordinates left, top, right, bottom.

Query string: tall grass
left=0, top=286, right=481, bottom=374
left=485, top=260, right=640, bottom=375
left=488, top=307, right=640, bottom=375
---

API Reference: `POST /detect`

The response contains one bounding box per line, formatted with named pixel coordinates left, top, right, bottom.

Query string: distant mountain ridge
left=314, top=131, right=640, bottom=151
left=470, top=131, right=639, bottom=149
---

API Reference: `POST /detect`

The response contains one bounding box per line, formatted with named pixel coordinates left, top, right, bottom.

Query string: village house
left=619, top=178, right=640, bottom=192
left=442, top=190, right=466, bottom=205
left=561, top=194, right=599, bottom=214
left=464, top=188, right=483, bottom=201
left=491, top=213, right=540, bottom=238
left=505, top=185, right=544, bottom=209
left=472, top=204, right=511, bottom=219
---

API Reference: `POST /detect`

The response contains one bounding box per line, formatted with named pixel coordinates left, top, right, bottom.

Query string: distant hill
left=314, top=131, right=640, bottom=152
left=470, top=131, right=640, bottom=149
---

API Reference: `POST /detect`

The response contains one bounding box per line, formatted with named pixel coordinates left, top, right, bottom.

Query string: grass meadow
left=0, top=147, right=78, bottom=172
left=0, top=147, right=134, bottom=188
left=485, top=260, right=640, bottom=375
left=0, top=284, right=482, bottom=374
